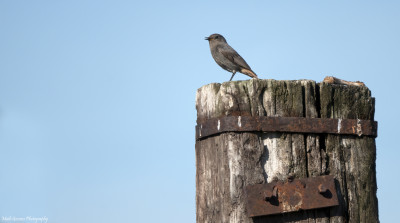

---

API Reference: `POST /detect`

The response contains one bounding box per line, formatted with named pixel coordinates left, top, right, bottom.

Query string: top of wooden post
left=196, top=79, right=374, bottom=123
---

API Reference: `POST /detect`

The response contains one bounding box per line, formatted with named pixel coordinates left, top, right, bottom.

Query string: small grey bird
left=205, top=33, right=258, bottom=81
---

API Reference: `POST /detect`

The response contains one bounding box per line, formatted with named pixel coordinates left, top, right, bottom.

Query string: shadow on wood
left=195, top=79, right=378, bottom=223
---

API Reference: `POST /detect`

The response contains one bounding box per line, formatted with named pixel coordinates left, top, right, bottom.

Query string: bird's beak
left=205, top=37, right=210, bottom=41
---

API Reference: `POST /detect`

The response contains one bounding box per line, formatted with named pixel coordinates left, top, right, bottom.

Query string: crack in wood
left=196, top=80, right=378, bottom=223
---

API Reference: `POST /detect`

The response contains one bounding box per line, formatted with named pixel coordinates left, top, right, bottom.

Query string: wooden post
left=195, top=79, right=378, bottom=223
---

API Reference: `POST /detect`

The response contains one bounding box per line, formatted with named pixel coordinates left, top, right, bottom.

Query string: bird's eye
left=215, top=36, right=219, bottom=39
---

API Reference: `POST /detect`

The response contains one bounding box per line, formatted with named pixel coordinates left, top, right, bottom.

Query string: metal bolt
left=264, top=187, right=278, bottom=201
left=318, top=184, right=328, bottom=194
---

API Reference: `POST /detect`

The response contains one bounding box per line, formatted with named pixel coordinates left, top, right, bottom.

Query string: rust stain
left=196, top=116, right=377, bottom=140
left=244, top=175, right=339, bottom=217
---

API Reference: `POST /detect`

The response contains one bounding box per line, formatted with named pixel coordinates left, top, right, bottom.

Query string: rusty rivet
left=318, top=184, right=328, bottom=194
left=264, top=187, right=278, bottom=201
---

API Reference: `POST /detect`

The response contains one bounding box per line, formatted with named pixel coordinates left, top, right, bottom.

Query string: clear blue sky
left=0, top=1, right=399, bottom=222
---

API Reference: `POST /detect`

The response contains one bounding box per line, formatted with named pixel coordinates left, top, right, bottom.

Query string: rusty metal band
left=196, top=116, right=377, bottom=140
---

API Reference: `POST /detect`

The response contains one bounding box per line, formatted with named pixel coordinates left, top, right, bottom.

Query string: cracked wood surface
left=195, top=79, right=378, bottom=223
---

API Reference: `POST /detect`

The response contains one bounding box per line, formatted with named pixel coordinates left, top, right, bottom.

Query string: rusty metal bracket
left=245, top=175, right=339, bottom=217
left=195, top=116, right=377, bottom=140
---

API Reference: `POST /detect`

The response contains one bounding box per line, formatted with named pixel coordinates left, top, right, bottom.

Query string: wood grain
left=196, top=79, right=378, bottom=223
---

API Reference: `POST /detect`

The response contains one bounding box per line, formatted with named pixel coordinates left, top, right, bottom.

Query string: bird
left=205, top=33, right=258, bottom=81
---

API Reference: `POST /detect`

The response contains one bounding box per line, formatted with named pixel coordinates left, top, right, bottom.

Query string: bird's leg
left=229, top=71, right=236, bottom=81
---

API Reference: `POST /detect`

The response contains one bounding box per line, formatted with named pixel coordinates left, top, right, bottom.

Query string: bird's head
left=205, top=34, right=227, bottom=43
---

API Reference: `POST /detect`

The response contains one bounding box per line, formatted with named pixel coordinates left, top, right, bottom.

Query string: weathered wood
left=320, top=83, right=378, bottom=223
left=195, top=79, right=378, bottom=223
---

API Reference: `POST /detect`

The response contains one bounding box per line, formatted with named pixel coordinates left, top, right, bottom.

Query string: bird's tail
left=241, top=68, right=258, bottom=79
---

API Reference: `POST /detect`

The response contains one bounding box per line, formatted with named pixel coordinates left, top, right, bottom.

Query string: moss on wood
left=196, top=79, right=378, bottom=223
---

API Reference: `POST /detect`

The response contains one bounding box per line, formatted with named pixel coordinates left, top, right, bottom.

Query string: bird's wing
left=218, top=45, right=252, bottom=70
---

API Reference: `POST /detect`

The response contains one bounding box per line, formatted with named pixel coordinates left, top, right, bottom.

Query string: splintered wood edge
left=323, top=76, right=365, bottom=87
